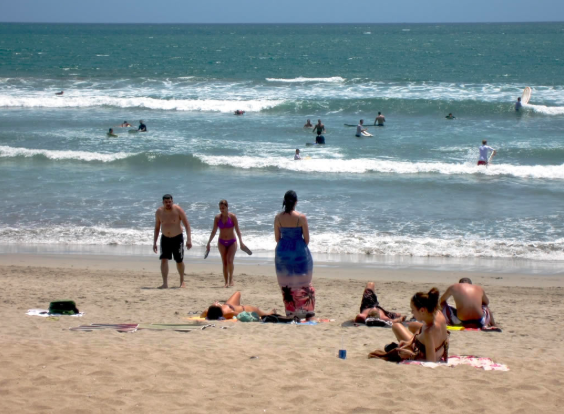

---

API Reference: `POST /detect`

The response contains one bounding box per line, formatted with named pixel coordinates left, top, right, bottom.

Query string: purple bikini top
left=218, top=215, right=234, bottom=229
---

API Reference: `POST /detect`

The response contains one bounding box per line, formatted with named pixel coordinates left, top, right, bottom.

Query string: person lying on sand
left=355, top=282, right=406, bottom=324
left=201, top=291, right=277, bottom=320
left=439, top=277, right=497, bottom=328
left=369, top=288, right=449, bottom=362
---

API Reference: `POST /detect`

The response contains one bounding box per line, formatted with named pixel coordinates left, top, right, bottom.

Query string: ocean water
left=1, top=23, right=563, bottom=271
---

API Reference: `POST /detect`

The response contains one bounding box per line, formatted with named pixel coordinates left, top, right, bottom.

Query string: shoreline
left=1, top=243, right=563, bottom=276
left=2, top=252, right=563, bottom=287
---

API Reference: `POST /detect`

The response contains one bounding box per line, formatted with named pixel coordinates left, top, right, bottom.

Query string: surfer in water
left=304, top=119, right=313, bottom=128
left=446, top=113, right=456, bottom=119
left=55, top=91, right=64, bottom=96
left=107, top=128, right=117, bottom=137
left=478, top=140, right=496, bottom=166
left=138, top=120, right=147, bottom=132
left=234, top=110, right=245, bottom=116
left=356, top=120, right=367, bottom=137
left=515, top=97, right=522, bottom=112
left=294, top=149, right=301, bottom=160
left=375, top=112, right=385, bottom=126
left=313, top=119, right=325, bottom=144
left=120, top=121, right=132, bottom=127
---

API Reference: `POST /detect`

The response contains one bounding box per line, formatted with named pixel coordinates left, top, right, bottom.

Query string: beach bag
left=261, top=314, right=298, bottom=324
left=236, top=311, right=260, bottom=322
left=365, top=318, right=393, bottom=327
left=48, top=300, right=79, bottom=315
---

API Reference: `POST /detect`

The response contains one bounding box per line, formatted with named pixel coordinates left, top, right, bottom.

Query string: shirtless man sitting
left=355, top=282, right=405, bottom=324
left=439, top=277, right=497, bottom=328
left=153, top=194, right=192, bottom=288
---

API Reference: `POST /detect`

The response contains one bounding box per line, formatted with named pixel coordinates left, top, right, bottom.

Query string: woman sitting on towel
left=369, top=288, right=449, bottom=362
left=355, top=282, right=406, bottom=324
left=201, top=291, right=277, bottom=320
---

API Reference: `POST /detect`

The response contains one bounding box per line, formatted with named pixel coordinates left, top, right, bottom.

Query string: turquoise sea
left=1, top=23, right=563, bottom=272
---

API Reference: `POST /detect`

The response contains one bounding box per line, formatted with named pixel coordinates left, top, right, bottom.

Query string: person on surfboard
left=477, top=140, right=496, bottom=166
left=356, top=120, right=367, bottom=137
left=445, top=113, right=456, bottom=119
left=138, top=120, right=147, bottom=132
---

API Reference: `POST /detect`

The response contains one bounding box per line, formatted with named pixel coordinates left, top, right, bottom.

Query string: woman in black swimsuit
left=369, top=287, right=449, bottom=362
left=202, top=291, right=277, bottom=320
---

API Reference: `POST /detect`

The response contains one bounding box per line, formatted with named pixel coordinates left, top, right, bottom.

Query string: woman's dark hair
left=206, top=306, right=223, bottom=320
left=219, top=199, right=228, bottom=207
left=411, top=288, right=440, bottom=313
left=282, top=190, right=297, bottom=214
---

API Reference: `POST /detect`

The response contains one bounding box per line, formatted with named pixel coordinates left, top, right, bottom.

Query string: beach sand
left=1, top=253, right=563, bottom=413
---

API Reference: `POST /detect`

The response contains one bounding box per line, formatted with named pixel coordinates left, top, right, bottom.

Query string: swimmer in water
left=294, top=149, right=301, bottom=160
left=375, top=112, right=385, bottom=126
left=107, top=128, right=118, bottom=137
left=55, top=91, right=64, bottom=96
left=234, top=110, right=245, bottom=115
left=304, top=119, right=313, bottom=128
left=138, top=120, right=147, bottom=132
left=120, top=121, right=132, bottom=127
left=515, top=97, right=522, bottom=112
left=445, top=113, right=456, bottom=119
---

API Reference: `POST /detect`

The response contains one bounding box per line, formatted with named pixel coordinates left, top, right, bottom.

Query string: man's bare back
left=441, top=283, right=488, bottom=321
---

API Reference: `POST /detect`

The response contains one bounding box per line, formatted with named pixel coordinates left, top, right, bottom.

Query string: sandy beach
left=1, top=253, right=563, bottom=413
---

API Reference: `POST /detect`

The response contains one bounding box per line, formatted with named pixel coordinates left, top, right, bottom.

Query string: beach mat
left=70, top=324, right=138, bottom=333
left=28, top=309, right=84, bottom=318
left=138, top=323, right=210, bottom=332
left=400, top=355, right=509, bottom=371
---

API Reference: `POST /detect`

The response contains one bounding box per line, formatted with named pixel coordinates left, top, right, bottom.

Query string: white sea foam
left=1, top=226, right=562, bottom=261
left=525, top=104, right=564, bottom=115
left=265, top=77, right=345, bottom=83
left=0, top=145, right=134, bottom=162
left=195, top=155, right=564, bottom=180
left=0, top=95, right=284, bottom=112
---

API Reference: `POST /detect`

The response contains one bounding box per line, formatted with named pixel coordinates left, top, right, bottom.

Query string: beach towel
left=70, top=324, right=138, bottom=332
left=27, top=309, right=84, bottom=318
left=235, top=311, right=260, bottom=322
left=400, top=355, right=509, bottom=371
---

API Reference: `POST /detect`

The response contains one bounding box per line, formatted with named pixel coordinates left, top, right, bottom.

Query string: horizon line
left=1, top=20, right=563, bottom=25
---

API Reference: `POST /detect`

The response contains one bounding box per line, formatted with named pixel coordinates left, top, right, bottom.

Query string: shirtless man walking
left=153, top=194, right=192, bottom=288
left=439, top=278, right=497, bottom=328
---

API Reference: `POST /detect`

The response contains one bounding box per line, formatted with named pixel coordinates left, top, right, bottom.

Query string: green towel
left=236, top=311, right=260, bottom=322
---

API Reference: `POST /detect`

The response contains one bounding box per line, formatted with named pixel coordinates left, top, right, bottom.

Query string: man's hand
left=153, top=244, right=158, bottom=254
left=186, top=241, right=192, bottom=250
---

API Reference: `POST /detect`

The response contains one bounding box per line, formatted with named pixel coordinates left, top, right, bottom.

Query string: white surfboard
left=521, top=87, right=532, bottom=105
left=361, top=131, right=373, bottom=137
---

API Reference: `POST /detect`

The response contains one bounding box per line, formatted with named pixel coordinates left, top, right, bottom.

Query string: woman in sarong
left=274, top=190, right=315, bottom=318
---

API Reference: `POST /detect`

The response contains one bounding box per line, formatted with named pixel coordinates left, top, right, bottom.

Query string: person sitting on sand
left=107, top=128, right=118, bottom=137
left=369, top=288, right=449, bottom=362
left=355, top=282, right=405, bottom=324
left=201, top=291, right=277, bottom=320
left=304, top=119, right=313, bottom=128
left=120, top=121, right=131, bottom=127
left=440, top=277, right=497, bottom=328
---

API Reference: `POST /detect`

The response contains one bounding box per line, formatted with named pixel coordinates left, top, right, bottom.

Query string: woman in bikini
left=206, top=200, right=248, bottom=288
left=201, top=291, right=277, bottom=320
left=369, top=288, right=449, bottom=362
